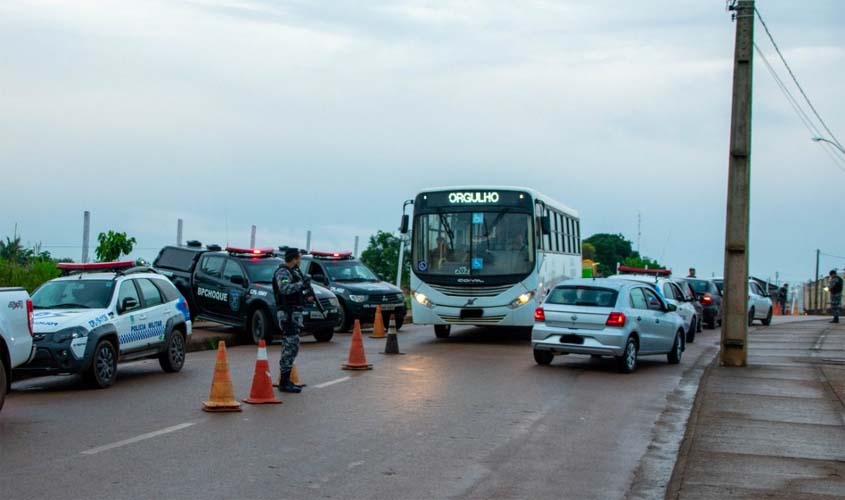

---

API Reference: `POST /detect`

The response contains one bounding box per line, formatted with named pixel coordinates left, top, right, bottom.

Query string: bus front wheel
left=434, top=325, right=451, bottom=339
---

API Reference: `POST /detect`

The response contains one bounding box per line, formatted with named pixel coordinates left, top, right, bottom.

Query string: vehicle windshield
left=324, top=261, right=379, bottom=282
left=412, top=211, right=534, bottom=277
left=687, top=279, right=711, bottom=293
left=242, top=259, right=283, bottom=283
left=32, top=280, right=116, bottom=309
left=546, top=286, right=618, bottom=307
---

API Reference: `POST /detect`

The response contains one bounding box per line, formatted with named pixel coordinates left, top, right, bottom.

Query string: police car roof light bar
left=225, top=246, right=275, bottom=256
left=617, top=265, right=672, bottom=277
left=310, top=250, right=353, bottom=260
left=57, top=261, right=137, bottom=273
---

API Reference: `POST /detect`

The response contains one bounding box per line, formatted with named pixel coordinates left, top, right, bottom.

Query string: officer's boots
left=279, top=371, right=302, bottom=393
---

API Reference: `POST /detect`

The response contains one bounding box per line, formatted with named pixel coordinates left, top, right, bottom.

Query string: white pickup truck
left=1, top=287, right=34, bottom=412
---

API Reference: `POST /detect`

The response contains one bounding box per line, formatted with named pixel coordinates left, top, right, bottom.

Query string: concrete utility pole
left=306, top=231, right=312, bottom=252
left=720, top=0, right=755, bottom=367
left=81, top=211, right=91, bottom=263
left=177, top=219, right=183, bottom=246
left=353, top=236, right=359, bottom=258
left=250, top=225, right=257, bottom=248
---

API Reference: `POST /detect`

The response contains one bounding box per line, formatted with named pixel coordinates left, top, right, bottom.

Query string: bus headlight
left=509, top=292, right=534, bottom=309
left=413, top=292, right=433, bottom=308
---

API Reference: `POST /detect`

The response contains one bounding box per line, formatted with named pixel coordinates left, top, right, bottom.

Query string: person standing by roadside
left=829, top=270, right=843, bottom=324
left=272, top=248, right=313, bottom=392
left=778, top=284, right=789, bottom=314
left=687, top=268, right=697, bottom=278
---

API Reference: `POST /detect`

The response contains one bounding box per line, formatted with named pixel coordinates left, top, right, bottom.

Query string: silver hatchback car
left=532, top=279, right=686, bottom=373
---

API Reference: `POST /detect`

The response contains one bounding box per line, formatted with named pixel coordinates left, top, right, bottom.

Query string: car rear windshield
left=546, top=286, right=619, bottom=307
left=687, top=279, right=711, bottom=293
left=155, top=248, right=199, bottom=271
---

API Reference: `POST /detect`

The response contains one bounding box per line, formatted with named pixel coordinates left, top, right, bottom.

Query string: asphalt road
left=1, top=321, right=725, bottom=500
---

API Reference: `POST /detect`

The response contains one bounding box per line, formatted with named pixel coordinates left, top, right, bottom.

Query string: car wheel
left=159, top=330, right=186, bottom=373
left=434, top=325, right=451, bottom=339
left=250, top=308, right=271, bottom=345
left=667, top=331, right=683, bottom=364
left=334, top=303, right=352, bottom=333
left=0, top=356, right=6, bottom=413
left=616, top=337, right=638, bottom=374
left=762, top=308, right=773, bottom=326
left=312, top=328, right=334, bottom=342
left=533, top=349, right=554, bottom=366
left=686, top=316, right=696, bottom=343
left=85, top=340, right=117, bottom=389
left=748, top=308, right=755, bottom=326
left=706, top=317, right=716, bottom=329
left=697, top=316, right=703, bottom=333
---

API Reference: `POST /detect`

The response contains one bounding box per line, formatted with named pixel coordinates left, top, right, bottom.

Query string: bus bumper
left=412, top=302, right=535, bottom=327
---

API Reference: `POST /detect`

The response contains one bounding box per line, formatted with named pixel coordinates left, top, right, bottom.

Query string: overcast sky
left=1, top=0, right=843, bottom=283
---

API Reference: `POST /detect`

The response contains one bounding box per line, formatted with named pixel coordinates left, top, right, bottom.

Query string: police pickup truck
left=1, top=288, right=34, bottom=412
left=153, top=243, right=340, bottom=344
left=300, top=251, right=406, bottom=333
left=17, top=262, right=191, bottom=389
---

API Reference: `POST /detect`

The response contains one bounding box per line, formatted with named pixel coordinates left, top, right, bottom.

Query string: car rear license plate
left=560, top=334, right=584, bottom=345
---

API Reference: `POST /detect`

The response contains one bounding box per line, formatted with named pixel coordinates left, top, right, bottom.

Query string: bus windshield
left=412, top=211, right=534, bottom=277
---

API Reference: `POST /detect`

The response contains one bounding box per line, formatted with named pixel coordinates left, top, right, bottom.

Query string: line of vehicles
left=1, top=186, right=780, bottom=411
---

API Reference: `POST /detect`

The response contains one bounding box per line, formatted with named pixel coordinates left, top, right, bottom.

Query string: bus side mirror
left=400, top=214, right=409, bottom=234
left=540, top=216, right=551, bottom=235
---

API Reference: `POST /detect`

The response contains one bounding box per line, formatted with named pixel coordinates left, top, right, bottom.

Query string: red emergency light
left=225, top=246, right=274, bottom=256
left=310, top=250, right=353, bottom=260
left=57, top=261, right=136, bottom=272
left=617, top=265, right=672, bottom=277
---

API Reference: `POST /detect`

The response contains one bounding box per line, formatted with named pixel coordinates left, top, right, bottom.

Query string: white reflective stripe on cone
left=257, top=347, right=268, bottom=361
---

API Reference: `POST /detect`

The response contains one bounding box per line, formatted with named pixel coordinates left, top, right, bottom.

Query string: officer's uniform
left=273, top=261, right=309, bottom=391
left=830, top=273, right=843, bottom=323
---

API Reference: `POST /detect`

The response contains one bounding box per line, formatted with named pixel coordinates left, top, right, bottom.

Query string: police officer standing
left=829, top=269, right=843, bottom=324
left=273, top=248, right=312, bottom=393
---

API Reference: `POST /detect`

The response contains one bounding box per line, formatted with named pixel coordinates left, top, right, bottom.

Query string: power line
left=755, top=7, right=844, bottom=151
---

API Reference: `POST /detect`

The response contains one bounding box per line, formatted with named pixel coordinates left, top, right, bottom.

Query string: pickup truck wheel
left=159, top=330, right=186, bottom=373
left=250, top=308, right=271, bottom=345
left=85, top=340, right=117, bottom=389
left=312, top=328, right=334, bottom=343
left=394, top=314, right=405, bottom=331
left=434, top=325, right=451, bottom=339
left=334, top=304, right=352, bottom=333
left=706, top=317, right=716, bottom=329
left=0, top=356, right=6, bottom=413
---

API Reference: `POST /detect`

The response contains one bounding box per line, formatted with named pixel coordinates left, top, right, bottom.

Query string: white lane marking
left=80, top=422, right=196, bottom=456
left=315, top=376, right=350, bottom=389
left=399, top=367, right=422, bottom=372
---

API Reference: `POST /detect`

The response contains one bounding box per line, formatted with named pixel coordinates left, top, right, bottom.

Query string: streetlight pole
left=812, top=137, right=845, bottom=155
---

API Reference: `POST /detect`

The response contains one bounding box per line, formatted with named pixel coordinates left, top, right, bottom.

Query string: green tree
left=95, top=231, right=137, bottom=262
left=0, top=236, right=32, bottom=265
left=360, top=231, right=410, bottom=289
left=581, top=241, right=596, bottom=261
left=583, top=233, right=664, bottom=276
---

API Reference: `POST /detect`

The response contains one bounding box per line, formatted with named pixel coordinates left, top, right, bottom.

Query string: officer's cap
left=284, top=248, right=302, bottom=262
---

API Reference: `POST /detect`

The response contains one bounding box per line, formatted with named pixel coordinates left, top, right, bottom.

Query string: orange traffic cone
left=792, top=297, right=799, bottom=316
left=343, top=320, right=373, bottom=370
left=202, top=341, right=242, bottom=412
left=290, top=363, right=306, bottom=387
left=370, top=305, right=386, bottom=338
left=243, top=340, right=282, bottom=405
left=773, top=302, right=782, bottom=316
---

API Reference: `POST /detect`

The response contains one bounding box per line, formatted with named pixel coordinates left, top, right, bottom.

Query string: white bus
left=403, top=186, right=582, bottom=338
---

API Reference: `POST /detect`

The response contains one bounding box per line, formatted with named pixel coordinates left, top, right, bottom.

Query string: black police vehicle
left=153, top=242, right=340, bottom=344
left=300, top=251, right=406, bottom=333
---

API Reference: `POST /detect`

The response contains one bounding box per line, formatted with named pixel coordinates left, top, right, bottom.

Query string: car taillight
left=26, top=299, right=34, bottom=336
left=701, top=294, right=713, bottom=305
left=606, top=312, right=626, bottom=327
left=534, top=307, right=545, bottom=322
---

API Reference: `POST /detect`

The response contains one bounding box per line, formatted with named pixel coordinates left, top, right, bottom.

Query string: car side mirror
left=666, top=303, right=678, bottom=312
left=400, top=214, right=410, bottom=234
left=540, top=216, right=551, bottom=235
left=121, top=297, right=138, bottom=312
left=230, top=275, right=245, bottom=286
